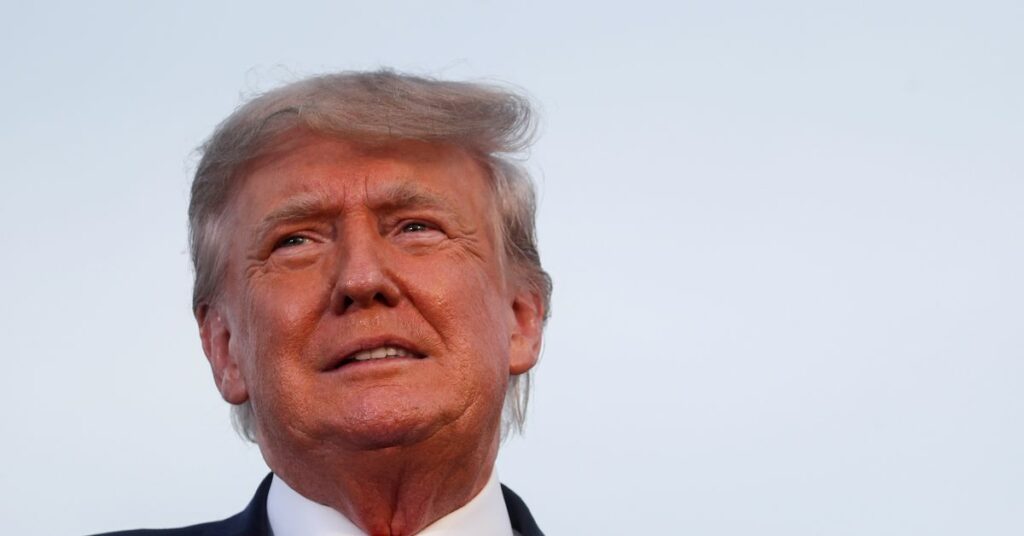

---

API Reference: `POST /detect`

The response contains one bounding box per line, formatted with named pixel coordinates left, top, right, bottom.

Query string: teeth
left=351, top=346, right=411, bottom=362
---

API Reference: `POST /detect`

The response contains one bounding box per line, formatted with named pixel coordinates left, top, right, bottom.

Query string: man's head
left=188, top=71, right=550, bottom=451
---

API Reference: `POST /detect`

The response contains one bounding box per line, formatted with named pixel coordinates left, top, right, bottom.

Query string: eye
left=393, top=220, right=445, bottom=245
left=400, top=221, right=431, bottom=233
left=274, top=235, right=309, bottom=249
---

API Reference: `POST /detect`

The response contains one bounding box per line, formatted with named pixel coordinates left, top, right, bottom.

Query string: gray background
left=2, top=1, right=1022, bottom=534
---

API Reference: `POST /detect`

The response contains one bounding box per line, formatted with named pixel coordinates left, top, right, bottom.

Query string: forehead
left=226, top=132, right=498, bottom=223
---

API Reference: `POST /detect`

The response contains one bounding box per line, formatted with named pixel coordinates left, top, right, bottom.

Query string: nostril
left=337, top=292, right=391, bottom=313
left=332, top=270, right=401, bottom=314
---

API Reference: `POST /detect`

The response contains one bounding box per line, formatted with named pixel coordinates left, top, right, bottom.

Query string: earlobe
left=508, top=289, right=544, bottom=375
left=197, top=304, right=249, bottom=405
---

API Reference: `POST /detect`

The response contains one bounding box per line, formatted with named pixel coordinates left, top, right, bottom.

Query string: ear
left=196, top=303, right=249, bottom=405
left=508, top=288, right=545, bottom=375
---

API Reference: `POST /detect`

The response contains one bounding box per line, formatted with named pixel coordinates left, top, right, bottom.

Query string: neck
left=262, top=429, right=500, bottom=536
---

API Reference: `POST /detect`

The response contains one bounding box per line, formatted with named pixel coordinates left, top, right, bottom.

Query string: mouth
left=327, top=342, right=427, bottom=371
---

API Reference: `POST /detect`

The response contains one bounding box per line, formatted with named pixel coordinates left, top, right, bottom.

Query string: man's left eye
left=275, top=235, right=309, bottom=249
left=401, top=222, right=431, bottom=233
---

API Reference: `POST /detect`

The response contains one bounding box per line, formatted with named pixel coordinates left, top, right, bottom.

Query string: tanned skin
left=198, top=132, right=544, bottom=535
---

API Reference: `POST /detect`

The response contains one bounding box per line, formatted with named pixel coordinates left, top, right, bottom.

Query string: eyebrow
left=250, top=180, right=463, bottom=242
left=251, top=191, right=343, bottom=243
left=372, top=181, right=462, bottom=216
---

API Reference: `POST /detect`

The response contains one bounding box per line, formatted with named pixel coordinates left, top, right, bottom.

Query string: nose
left=331, top=222, right=401, bottom=314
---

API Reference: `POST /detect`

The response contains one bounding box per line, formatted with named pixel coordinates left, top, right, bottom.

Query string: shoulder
left=87, top=516, right=238, bottom=536
left=87, top=475, right=273, bottom=536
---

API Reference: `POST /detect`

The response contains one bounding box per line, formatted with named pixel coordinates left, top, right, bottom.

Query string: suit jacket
left=93, top=473, right=544, bottom=536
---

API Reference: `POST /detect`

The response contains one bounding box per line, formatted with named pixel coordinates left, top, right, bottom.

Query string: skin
left=197, top=130, right=544, bottom=536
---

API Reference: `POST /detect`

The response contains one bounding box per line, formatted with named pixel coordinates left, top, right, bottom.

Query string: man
left=98, top=70, right=550, bottom=536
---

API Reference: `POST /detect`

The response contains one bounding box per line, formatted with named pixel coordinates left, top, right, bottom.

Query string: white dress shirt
left=267, top=469, right=514, bottom=536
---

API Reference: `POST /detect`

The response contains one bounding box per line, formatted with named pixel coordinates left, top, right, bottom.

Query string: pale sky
left=2, top=1, right=1022, bottom=534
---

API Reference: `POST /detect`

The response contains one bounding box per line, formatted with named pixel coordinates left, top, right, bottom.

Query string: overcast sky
left=2, top=1, right=1022, bottom=534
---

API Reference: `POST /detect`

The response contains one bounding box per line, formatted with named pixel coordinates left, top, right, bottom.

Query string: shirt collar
left=267, top=469, right=513, bottom=536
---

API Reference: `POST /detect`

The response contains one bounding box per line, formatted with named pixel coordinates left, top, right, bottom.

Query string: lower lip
left=328, top=355, right=426, bottom=373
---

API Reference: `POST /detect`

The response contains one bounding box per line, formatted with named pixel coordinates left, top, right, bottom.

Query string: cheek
left=235, top=271, right=337, bottom=435
left=236, top=261, right=335, bottom=382
left=416, top=260, right=513, bottom=378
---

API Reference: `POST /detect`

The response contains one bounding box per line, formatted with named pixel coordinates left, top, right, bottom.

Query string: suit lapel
left=500, top=484, right=544, bottom=536
left=225, top=473, right=274, bottom=536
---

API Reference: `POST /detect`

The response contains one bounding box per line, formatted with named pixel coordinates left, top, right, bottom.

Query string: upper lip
left=324, top=335, right=427, bottom=371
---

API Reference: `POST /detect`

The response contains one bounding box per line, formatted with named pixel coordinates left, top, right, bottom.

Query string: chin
left=320, top=396, right=455, bottom=451
left=339, top=422, right=437, bottom=451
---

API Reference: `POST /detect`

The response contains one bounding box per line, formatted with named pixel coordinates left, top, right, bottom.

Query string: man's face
left=199, top=132, right=542, bottom=454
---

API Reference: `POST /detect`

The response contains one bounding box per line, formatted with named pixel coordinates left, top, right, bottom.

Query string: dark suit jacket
left=93, top=473, right=544, bottom=536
